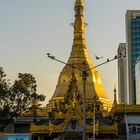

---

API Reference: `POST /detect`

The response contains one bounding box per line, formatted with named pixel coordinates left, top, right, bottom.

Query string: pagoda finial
left=113, top=85, right=117, bottom=106
left=74, top=0, right=84, bottom=25
left=67, top=0, right=86, bottom=65
left=67, top=0, right=94, bottom=71
left=75, top=0, right=84, bottom=9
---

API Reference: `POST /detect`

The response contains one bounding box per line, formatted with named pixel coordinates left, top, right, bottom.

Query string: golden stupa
left=30, top=1, right=118, bottom=139
left=47, top=0, right=112, bottom=112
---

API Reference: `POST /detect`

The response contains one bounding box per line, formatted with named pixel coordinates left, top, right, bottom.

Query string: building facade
left=111, top=104, right=140, bottom=140
left=118, top=43, right=127, bottom=104
left=126, top=10, right=140, bottom=104
left=136, top=56, right=140, bottom=104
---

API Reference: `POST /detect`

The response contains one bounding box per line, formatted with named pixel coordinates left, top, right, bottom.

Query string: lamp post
left=82, top=61, right=87, bottom=140
left=92, top=95, right=96, bottom=140
left=47, top=53, right=123, bottom=140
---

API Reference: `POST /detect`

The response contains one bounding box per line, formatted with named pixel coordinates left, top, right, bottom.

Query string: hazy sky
left=1, top=0, right=140, bottom=105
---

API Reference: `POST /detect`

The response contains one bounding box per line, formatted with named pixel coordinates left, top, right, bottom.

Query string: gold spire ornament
left=47, top=0, right=112, bottom=112
left=113, top=85, right=117, bottom=106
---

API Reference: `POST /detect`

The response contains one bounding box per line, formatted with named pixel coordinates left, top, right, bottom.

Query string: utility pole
left=82, top=62, right=88, bottom=140
left=92, top=96, right=96, bottom=140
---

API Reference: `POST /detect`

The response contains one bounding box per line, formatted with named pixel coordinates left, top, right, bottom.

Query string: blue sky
left=1, top=0, right=140, bottom=104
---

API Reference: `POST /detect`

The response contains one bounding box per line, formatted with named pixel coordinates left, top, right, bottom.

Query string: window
left=137, top=127, right=140, bottom=133
left=132, top=126, right=137, bottom=134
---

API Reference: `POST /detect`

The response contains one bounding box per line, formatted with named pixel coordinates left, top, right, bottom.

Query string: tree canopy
left=0, top=66, right=46, bottom=130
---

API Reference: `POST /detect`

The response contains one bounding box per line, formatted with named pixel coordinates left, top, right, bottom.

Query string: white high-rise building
left=118, top=43, right=127, bottom=104
left=135, top=56, right=140, bottom=104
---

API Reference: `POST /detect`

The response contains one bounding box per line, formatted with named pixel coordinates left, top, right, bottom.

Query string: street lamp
left=82, top=61, right=87, bottom=140
left=47, top=53, right=123, bottom=140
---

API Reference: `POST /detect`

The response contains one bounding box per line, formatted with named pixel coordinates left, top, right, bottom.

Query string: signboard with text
left=0, top=134, right=32, bottom=140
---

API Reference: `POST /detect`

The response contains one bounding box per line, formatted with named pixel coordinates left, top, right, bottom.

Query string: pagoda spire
left=68, top=0, right=89, bottom=65
left=74, top=0, right=84, bottom=35
left=73, top=0, right=85, bottom=45
left=113, top=85, right=117, bottom=106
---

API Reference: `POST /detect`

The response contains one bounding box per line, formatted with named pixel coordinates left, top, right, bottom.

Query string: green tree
left=10, top=73, right=45, bottom=114
left=0, top=67, right=46, bottom=131
left=0, top=67, right=9, bottom=107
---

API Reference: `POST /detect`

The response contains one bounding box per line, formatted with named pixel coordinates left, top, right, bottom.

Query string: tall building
left=136, top=56, right=140, bottom=104
left=118, top=43, right=127, bottom=104
left=126, top=10, right=140, bottom=104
